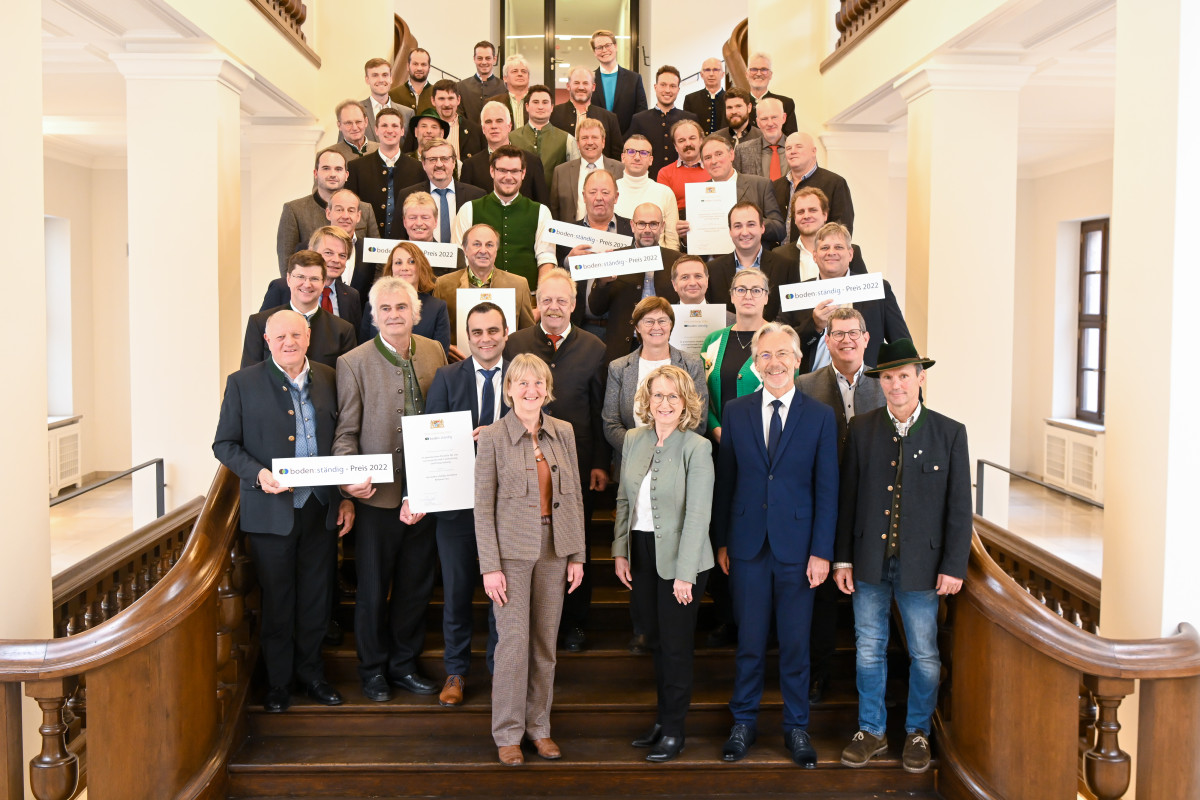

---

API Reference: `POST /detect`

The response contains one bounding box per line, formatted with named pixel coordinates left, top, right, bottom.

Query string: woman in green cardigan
left=700, top=267, right=769, bottom=443
left=612, top=365, right=714, bottom=763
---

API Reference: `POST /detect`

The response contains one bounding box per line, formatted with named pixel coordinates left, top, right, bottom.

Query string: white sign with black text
left=778, top=273, right=887, bottom=312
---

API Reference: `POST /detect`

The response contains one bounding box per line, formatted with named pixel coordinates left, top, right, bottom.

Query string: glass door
left=502, top=0, right=638, bottom=100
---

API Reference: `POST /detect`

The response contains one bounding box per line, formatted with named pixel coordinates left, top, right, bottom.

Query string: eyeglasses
left=423, top=155, right=455, bottom=164
left=593, top=42, right=615, bottom=52
left=828, top=329, right=865, bottom=341
left=651, top=392, right=681, bottom=404
left=756, top=350, right=793, bottom=363
left=624, top=148, right=652, bottom=158
left=747, top=67, right=771, bottom=74
left=632, top=221, right=662, bottom=230
left=492, top=167, right=524, bottom=175
left=731, top=286, right=767, bottom=297
left=638, top=317, right=672, bottom=330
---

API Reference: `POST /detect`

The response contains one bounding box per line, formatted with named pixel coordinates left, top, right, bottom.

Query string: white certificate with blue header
left=401, top=410, right=476, bottom=513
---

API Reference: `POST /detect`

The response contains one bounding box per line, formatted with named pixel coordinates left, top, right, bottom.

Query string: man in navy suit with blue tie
left=423, top=301, right=510, bottom=707
left=712, top=321, right=839, bottom=767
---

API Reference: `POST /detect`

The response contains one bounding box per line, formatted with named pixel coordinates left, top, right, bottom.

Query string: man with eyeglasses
left=626, top=66, right=700, bottom=180
left=712, top=321, right=838, bottom=767
left=683, top=57, right=727, bottom=135
left=616, top=134, right=680, bottom=250
left=788, top=222, right=909, bottom=375
left=453, top=145, right=558, bottom=291
left=796, top=307, right=884, bottom=703
left=590, top=29, right=648, bottom=135
left=704, top=201, right=791, bottom=320
left=459, top=100, right=550, bottom=206
left=261, top=226, right=364, bottom=343
left=549, top=66, right=623, bottom=160
left=549, top=117, right=624, bottom=223
left=588, top=203, right=682, bottom=364
left=745, top=52, right=798, bottom=135
left=397, top=139, right=485, bottom=244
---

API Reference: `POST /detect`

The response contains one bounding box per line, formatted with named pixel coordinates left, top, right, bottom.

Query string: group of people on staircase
left=213, top=31, right=973, bottom=776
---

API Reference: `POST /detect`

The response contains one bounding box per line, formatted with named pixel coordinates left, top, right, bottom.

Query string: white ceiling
left=827, top=0, right=1117, bottom=178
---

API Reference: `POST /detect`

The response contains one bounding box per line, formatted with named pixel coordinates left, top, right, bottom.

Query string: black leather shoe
left=362, top=674, right=392, bottom=702
left=305, top=680, right=343, bottom=706
left=706, top=623, right=736, bottom=648
left=562, top=626, right=586, bottom=652
left=808, top=677, right=827, bottom=704
left=632, top=723, right=664, bottom=748
left=263, top=685, right=290, bottom=713
left=323, top=619, right=344, bottom=646
left=722, top=723, right=756, bottom=762
left=647, top=735, right=685, bottom=762
left=628, top=633, right=650, bottom=654
left=390, top=671, right=439, bottom=695
left=786, top=729, right=817, bottom=768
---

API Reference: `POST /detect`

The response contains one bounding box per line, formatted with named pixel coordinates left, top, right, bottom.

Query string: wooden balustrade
left=247, top=0, right=319, bottom=66
left=821, top=0, right=911, bottom=72
left=722, top=19, right=749, bottom=91
left=0, top=467, right=249, bottom=800
left=937, top=520, right=1200, bottom=800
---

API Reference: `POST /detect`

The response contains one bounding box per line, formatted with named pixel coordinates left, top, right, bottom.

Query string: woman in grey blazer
left=475, top=353, right=586, bottom=766
left=612, top=365, right=715, bottom=763
left=601, top=296, right=708, bottom=474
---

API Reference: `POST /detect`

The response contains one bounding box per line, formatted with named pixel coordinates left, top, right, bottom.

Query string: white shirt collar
left=762, top=385, right=795, bottom=411
left=272, top=356, right=311, bottom=390
left=888, top=403, right=922, bottom=435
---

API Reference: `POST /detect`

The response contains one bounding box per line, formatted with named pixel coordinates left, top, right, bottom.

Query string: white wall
left=645, top=0, right=746, bottom=89
left=393, top=0, right=496, bottom=84
left=1010, top=159, right=1113, bottom=476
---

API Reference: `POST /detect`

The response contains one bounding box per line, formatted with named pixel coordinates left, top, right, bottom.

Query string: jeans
left=851, top=557, right=941, bottom=737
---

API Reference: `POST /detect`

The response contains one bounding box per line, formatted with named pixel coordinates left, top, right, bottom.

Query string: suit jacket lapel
left=748, top=391, right=769, bottom=464
left=621, top=356, right=640, bottom=418
left=461, top=357, right=481, bottom=425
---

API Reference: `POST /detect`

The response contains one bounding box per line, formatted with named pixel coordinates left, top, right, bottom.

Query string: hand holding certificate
left=778, top=273, right=887, bottom=312
left=684, top=181, right=737, bottom=255
left=401, top=411, right=476, bottom=513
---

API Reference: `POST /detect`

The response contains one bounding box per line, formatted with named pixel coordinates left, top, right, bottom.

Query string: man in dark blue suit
left=712, top=321, right=839, bottom=767
left=423, top=302, right=510, bottom=706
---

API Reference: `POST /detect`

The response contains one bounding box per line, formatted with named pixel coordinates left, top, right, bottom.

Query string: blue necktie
left=434, top=187, right=452, bottom=243
left=478, top=367, right=498, bottom=426
left=767, top=399, right=782, bottom=463
left=384, top=165, right=396, bottom=237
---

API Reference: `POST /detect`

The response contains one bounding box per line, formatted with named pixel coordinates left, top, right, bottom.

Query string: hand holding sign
left=778, top=273, right=887, bottom=313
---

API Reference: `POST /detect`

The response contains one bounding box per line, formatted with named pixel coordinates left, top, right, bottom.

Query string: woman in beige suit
left=613, top=365, right=715, bottom=762
left=474, top=353, right=586, bottom=766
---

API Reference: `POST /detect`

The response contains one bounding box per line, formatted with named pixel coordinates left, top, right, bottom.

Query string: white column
left=4, top=3, right=53, bottom=793
left=895, top=58, right=1032, bottom=524
left=820, top=129, right=898, bottom=288
left=113, top=52, right=251, bottom=525
left=243, top=123, right=323, bottom=321
left=1103, top=0, right=1200, bottom=640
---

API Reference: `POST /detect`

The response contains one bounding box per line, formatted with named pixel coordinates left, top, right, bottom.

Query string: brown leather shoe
left=497, top=745, right=523, bottom=766
left=531, top=737, right=562, bottom=760
left=438, top=674, right=465, bottom=707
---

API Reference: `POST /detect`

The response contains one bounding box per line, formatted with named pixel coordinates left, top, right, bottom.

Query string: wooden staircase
left=226, top=514, right=939, bottom=799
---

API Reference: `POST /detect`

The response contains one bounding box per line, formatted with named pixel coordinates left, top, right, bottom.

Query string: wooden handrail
left=722, top=19, right=749, bottom=91
left=821, top=0, right=910, bottom=73
left=0, top=469, right=239, bottom=681
left=391, top=14, right=419, bottom=89
left=0, top=467, right=250, bottom=800
left=937, top=528, right=1200, bottom=799
left=963, top=531, right=1200, bottom=678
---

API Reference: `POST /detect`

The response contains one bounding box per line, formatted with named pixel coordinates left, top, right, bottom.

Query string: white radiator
left=48, top=417, right=82, bottom=498
left=1042, top=419, right=1104, bottom=503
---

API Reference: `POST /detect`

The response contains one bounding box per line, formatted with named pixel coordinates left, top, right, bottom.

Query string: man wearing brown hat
left=832, top=338, right=971, bottom=775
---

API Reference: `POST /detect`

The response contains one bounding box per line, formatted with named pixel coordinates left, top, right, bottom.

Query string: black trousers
left=560, top=487, right=596, bottom=632
left=435, top=510, right=480, bottom=676
left=353, top=502, right=436, bottom=682
left=631, top=530, right=709, bottom=737
left=248, top=495, right=336, bottom=688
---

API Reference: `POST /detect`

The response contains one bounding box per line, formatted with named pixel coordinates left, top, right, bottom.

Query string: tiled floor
left=49, top=476, right=134, bottom=576
left=48, top=476, right=1106, bottom=582
left=1000, top=480, right=1104, bottom=578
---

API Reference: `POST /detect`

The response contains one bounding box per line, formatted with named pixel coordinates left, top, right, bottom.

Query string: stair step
left=227, top=730, right=936, bottom=798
